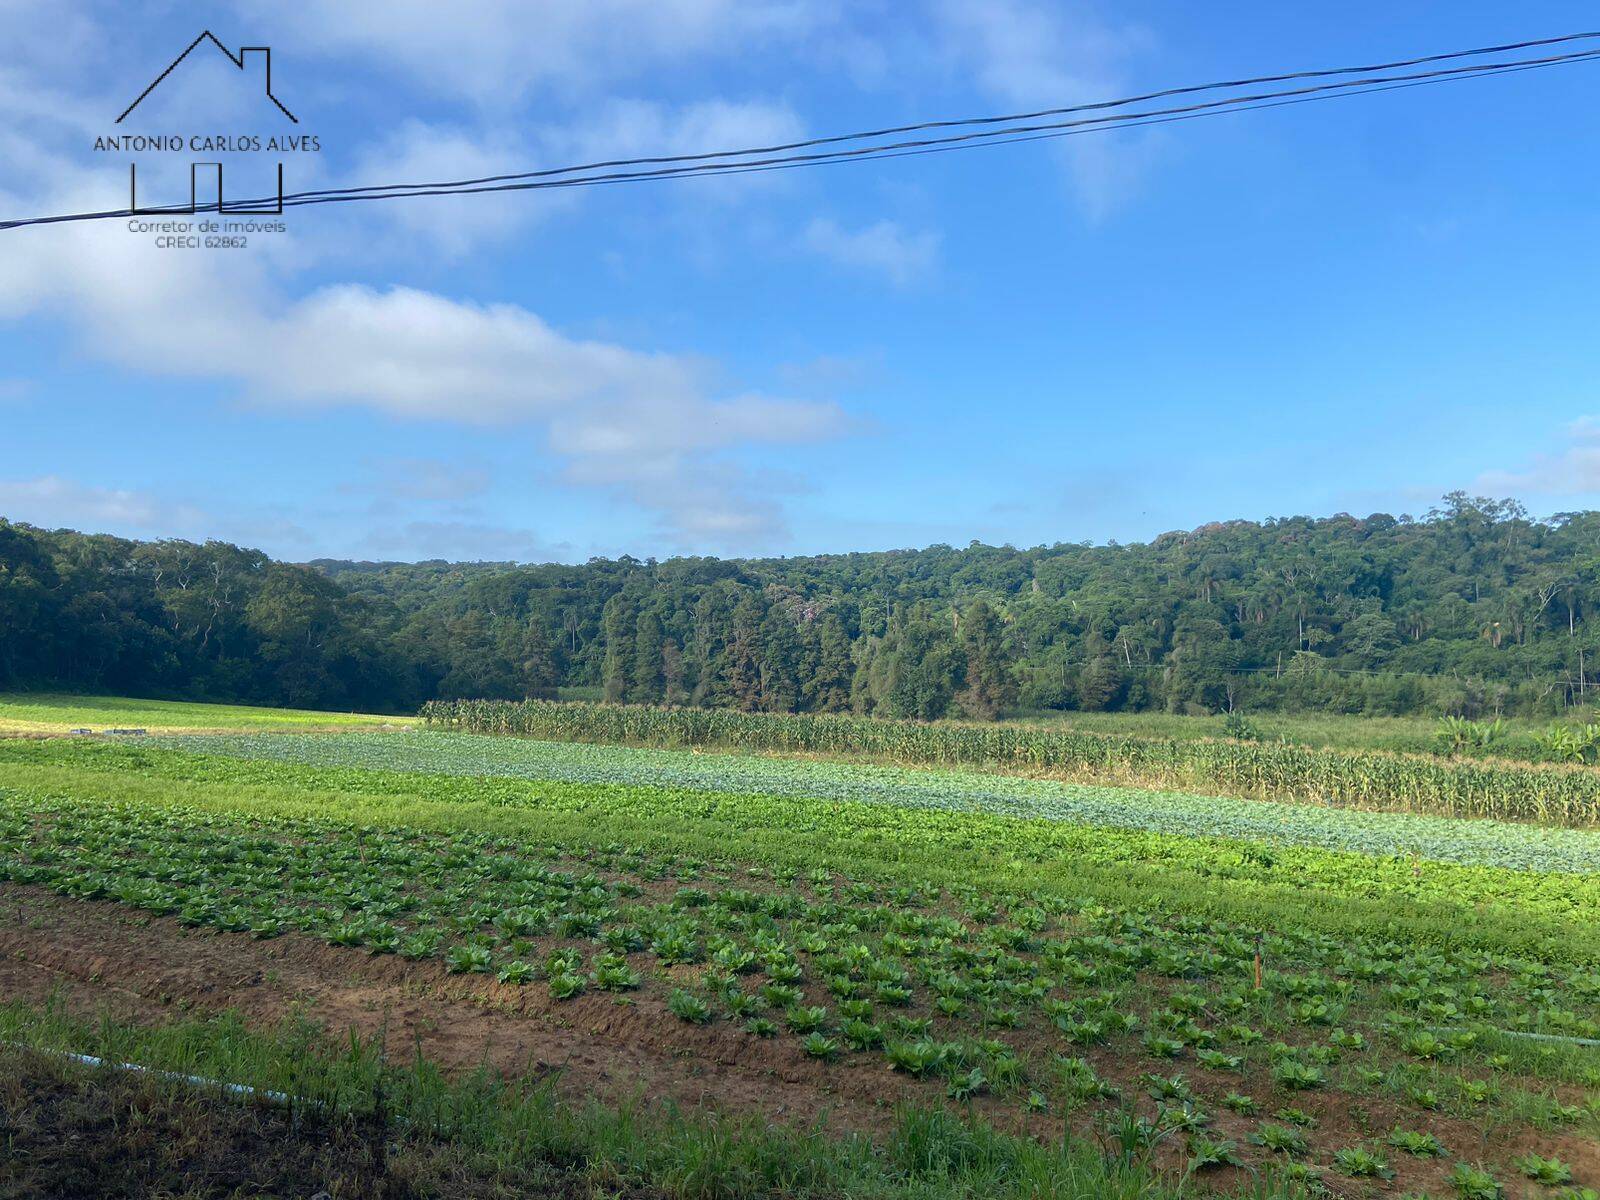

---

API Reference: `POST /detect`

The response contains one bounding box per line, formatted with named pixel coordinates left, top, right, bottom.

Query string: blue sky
left=3, top=2, right=1599, bottom=562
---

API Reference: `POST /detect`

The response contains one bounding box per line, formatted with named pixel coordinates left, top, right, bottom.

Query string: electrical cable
left=4, top=33, right=1596, bottom=232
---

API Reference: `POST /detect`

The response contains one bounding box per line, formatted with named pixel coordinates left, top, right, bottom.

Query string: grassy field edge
left=0, top=999, right=1306, bottom=1200
left=0, top=691, right=415, bottom=735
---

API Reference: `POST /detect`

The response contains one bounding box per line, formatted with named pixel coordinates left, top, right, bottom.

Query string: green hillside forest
left=7, top=492, right=1600, bottom=720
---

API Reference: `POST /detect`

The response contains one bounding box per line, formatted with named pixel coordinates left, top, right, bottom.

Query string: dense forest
left=7, top=493, right=1600, bottom=719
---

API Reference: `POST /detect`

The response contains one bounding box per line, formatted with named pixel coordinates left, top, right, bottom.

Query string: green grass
left=0, top=691, right=416, bottom=735
left=2, top=1001, right=1250, bottom=1200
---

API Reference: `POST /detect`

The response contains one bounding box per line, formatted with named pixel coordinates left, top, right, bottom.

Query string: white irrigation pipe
left=1483, top=1028, right=1600, bottom=1048
left=4, top=1040, right=310, bottom=1106
left=1429, top=1026, right=1600, bottom=1048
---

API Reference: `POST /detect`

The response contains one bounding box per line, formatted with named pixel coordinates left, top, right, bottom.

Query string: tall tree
left=724, top=592, right=765, bottom=712
left=0, top=521, right=60, bottom=685
left=600, top=595, right=636, bottom=703
left=631, top=609, right=665, bottom=704
left=957, top=598, right=1016, bottom=718
left=507, top=617, right=557, bottom=698
left=661, top=636, right=687, bottom=705
left=804, top=612, right=854, bottom=712
left=882, top=604, right=963, bottom=720
left=759, top=607, right=802, bottom=713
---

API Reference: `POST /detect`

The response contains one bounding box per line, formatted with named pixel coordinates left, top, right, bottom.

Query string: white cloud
left=1476, top=417, right=1600, bottom=496
left=552, top=97, right=805, bottom=161
left=342, top=121, right=567, bottom=256
left=0, top=475, right=207, bottom=533
left=244, top=286, right=846, bottom=461
left=232, top=0, right=826, bottom=103
left=0, top=7, right=849, bottom=550
left=804, top=216, right=938, bottom=284
left=931, top=0, right=1157, bottom=218
left=934, top=0, right=1134, bottom=104
left=0, top=0, right=103, bottom=80
left=326, top=97, right=805, bottom=256
left=356, top=519, right=559, bottom=563
left=544, top=97, right=808, bottom=207
left=351, top=458, right=492, bottom=502
left=776, top=353, right=878, bottom=394
left=0, top=168, right=845, bottom=546
left=214, top=512, right=319, bottom=551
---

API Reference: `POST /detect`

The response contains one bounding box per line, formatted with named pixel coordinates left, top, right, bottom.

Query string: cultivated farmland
left=423, top=699, right=1600, bottom=825
left=0, top=691, right=417, bottom=735
left=0, top=703, right=1596, bottom=1198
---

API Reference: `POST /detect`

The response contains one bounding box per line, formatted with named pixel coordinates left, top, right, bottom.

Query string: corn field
left=421, top=699, right=1600, bottom=827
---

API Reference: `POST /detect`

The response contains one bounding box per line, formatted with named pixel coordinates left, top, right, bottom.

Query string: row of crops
left=10, top=736, right=1597, bottom=955
left=158, top=732, right=1600, bottom=875
left=422, top=699, right=1600, bottom=826
left=0, top=781, right=1594, bottom=1195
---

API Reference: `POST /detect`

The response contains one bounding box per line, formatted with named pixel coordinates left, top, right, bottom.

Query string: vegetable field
left=422, top=699, right=1600, bottom=826
left=0, top=715, right=1596, bottom=1197
left=157, top=731, right=1600, bottom=874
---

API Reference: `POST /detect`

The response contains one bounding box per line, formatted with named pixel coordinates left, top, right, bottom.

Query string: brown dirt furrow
left=0, top=883, right=918, bottom=1134
left=3, top=884, right=1595, bottom=1199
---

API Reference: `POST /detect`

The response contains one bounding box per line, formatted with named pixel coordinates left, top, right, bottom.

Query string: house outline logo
left=117, top=31, right=297, bottom=125
left=118, top=31, right=297, bottom=217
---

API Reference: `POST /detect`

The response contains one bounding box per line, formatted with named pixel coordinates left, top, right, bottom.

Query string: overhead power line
left=236, top=29, right=1600, bottom=203
left=3, top=30, right=1597, bottom=232
left=266, top=50, right=1600, bottom=205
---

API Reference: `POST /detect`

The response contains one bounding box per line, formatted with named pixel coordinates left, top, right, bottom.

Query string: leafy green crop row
left=5, top=731, right=1599, bottom=1195
left=157, top=731, right=1600, bottom=875
left=3, top=739, right=1598, bottom=965
left=1, top=784, right=1594, bottom=1196
left=421, top=699, right=1600, bottom=826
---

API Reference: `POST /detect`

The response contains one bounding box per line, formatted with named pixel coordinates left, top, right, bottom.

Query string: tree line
left=7, top=492, right=1600, bottom=718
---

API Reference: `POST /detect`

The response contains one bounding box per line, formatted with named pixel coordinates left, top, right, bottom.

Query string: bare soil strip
left=0, top=884, right=919, bottom=1135
left=3, top=884, right=1595, bottom=1198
